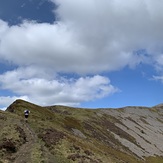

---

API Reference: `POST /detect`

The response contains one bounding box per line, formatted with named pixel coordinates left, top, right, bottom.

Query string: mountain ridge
left=0, top=99, right=163, bottom=162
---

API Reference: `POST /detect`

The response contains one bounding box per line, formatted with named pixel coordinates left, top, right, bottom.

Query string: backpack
left=24, top=110, right=29, bottom=115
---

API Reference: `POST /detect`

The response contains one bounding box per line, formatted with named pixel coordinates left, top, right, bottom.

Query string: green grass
left=1, top=99, right=163, bottom=163
left=146, top=156, right=163, bottom=163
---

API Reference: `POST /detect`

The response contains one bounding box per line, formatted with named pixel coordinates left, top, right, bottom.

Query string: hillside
left=0, top=99, right=163, bottom=163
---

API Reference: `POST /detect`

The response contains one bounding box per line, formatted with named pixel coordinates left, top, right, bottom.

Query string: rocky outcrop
left=100, top=106, right=163, bottom=158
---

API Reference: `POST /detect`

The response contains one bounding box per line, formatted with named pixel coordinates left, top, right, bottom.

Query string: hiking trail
left=11, top=120, right=57, bottom=163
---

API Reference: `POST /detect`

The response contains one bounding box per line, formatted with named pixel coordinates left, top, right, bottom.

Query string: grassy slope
left=0, top=99, right=162, bottom=163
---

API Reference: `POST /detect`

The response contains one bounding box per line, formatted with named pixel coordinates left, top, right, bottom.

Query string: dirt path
left=12, top=121, right=37, bottom=163
left=11, top=121, right=57, bottom=163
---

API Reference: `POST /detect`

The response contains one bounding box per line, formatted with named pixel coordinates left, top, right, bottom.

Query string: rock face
left=101, top=106, right=163, bottom=158
left=1, top=99, right=163, bottom=163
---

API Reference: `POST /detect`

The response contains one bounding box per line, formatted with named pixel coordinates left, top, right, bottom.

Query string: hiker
left=24, top=109, right=30, bottom=120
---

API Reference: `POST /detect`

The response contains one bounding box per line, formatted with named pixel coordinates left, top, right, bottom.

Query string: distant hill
left=0, top=99, right=163, bottom=162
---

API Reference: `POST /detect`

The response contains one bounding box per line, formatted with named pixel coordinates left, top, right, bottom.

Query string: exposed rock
left=72, top=128, right=87, bottom=139
left=101, top=107, right=163, bottom=158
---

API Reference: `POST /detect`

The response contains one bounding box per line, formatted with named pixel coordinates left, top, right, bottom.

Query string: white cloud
left=152, top=75, right=163, bottom=83
left=0, top=0, right=163, bottom=74
left=1, top=0, right=163, bottom=108
left=0, top=20, right=9, bottom=36
left=0, top=68, right=118, bottom=106
left=0, top=95, right=29, bottom=109
left=52, top=0, right=163, bottom=70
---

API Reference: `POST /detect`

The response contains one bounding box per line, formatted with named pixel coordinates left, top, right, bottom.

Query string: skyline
left=0, top=0, right=163, bottom=110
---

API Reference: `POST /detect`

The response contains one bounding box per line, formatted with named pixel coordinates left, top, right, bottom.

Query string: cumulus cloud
left=0, top=67, right=118, bottom=106
left=52, top=0, right=163, bottom=69
left=0, top=0, right=163, bottom=74
left=0, top=95, right=29, bottom=110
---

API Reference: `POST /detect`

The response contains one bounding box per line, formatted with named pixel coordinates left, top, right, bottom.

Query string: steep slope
left=0, top=100, right=57, bottom=163
left=0, top=99, right=163, bottom=162
left=101, top=106, right=163, bottom=159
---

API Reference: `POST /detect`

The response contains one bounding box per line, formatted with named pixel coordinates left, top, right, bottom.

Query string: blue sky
left=0, top=0, right=163, bottom=110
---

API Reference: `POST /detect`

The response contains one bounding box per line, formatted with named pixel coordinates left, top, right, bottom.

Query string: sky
left=0, top=0, right=163, bottom=110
